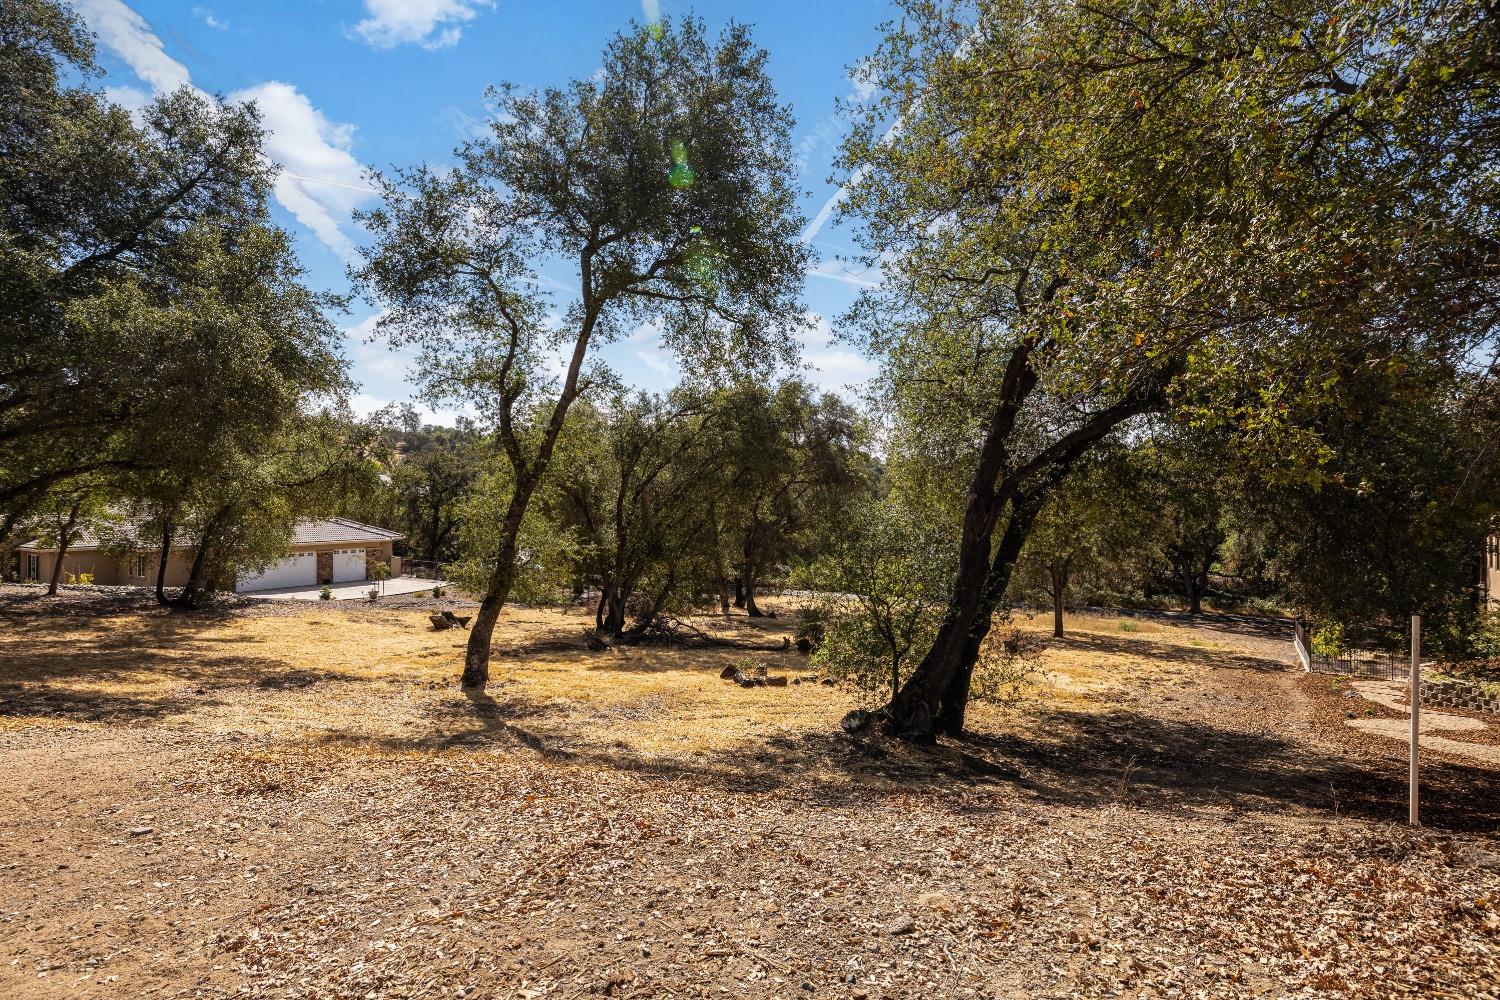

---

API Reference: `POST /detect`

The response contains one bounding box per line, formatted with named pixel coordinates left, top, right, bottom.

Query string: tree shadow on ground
left=357, top=689, right=1499, bottom=832
left=0, top=600, right=318, bottom=725
left=958, top=709, right=1498, bottom=831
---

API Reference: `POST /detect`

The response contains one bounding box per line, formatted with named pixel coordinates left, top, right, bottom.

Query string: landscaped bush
left=318, top=585, right=332, bottom=601
left=1311, top=622, right=1348, bottom=658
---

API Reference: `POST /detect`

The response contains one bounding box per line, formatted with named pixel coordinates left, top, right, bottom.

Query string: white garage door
left=332, top=548, right=367, bottom=583
left=237, top=553, right=317, bottom=593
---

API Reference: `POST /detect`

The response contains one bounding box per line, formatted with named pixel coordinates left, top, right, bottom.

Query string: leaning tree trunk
left=155, top=516, right=174, bottom=604
left=175, top=541, right=213, bottom=609
left=886, top=493, right=1044, bottom=741
left=460, top=486, right=535, bottom=690
left=45, top=502, right=82, bottom=596
left=599, top=584, right=629, bottom=637
left=1050, top=559, right=1070, bottom=638
left=733, top=576, right=746, bottom=609
left=623, top=569, right=677, bottom=637
left=174, top=507, right=231, bottom=609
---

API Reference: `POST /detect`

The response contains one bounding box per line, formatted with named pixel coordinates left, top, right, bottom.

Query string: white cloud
left=634, top=347, right=678, bottom=377
left=75, top=2, right=373, bottom=260
left=103, top=84, right=153, bottom=115
left=847, top=60, right=879, bottom=104
left=791, top=117, right=841, bottom=181
left=346, top=314, right=415, bottom=380
left=229, top=82, right=375, bottom=260
left=74, top=0, right=194, bottom=93
left=625, top=318, right=663, bottom=343
left=807, top=260, right=883, bottom=289
left=192, top=6, right=228, bottom=30
left=352, top=0, right=493, bottom=50
left=798, top=313, right=876, bottom=396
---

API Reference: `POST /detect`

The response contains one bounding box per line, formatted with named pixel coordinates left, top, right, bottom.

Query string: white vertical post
left=1409, top=613, right=1420, bottom=827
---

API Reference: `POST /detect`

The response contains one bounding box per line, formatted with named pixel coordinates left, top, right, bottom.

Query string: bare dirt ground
left=1, top=584, right=1497, bottom=999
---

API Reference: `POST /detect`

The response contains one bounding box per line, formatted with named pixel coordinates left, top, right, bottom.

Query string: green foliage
left=968, top=625, right=1044, bottom=706
left=319, top=585, right=332, bottom=601
left=1, top=2, right=346, bottom=523
left=830, top=0, right=1500, bottom=727
left=1311, top=623, right=1348, bottom=659
left=448, top=463, right=578, bottom=607
left=350, top=17, right=811, bottom=684
left=797, top=498, right=954, bottom=703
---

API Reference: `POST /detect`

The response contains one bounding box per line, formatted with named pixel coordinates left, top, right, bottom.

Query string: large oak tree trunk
left=1050, top=562, right=1068, bottom=638
left=175, top=507, right=232, bottom=609
left=155, top=516, right=173, bottom=604
left=460, top=486, right=534, bottom=689
left=599, top=585, right=628, bottom=636
left=45, top=502, right=81, bottom=596
left=744, top=577, right=764, bottom=617
left=886, top=491, right=1044, bottom=741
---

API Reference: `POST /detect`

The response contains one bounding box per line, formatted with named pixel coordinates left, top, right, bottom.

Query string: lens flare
left=668, top=142, right=694, bottom=188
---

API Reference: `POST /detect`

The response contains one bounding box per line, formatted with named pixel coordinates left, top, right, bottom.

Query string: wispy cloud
left=846, top=59, right=878, bottom=104
left=352, top=0, right=494, bottom=50
left=807, top=261, right=882, bottom=289
left=230, top=81, right=373, bottom=260
left=801, top=27, right=977, bottom=248
left=192, top=6, right=228, bottom=30
left=74, top=0, right=194, bottom=93
left=73, top=1, right=375, bottom=260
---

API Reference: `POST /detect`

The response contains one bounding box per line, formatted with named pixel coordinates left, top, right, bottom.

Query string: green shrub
left=1311, top=622, right=1347, bottom=658
left=318, top=585, right=332, bottom=601
left=794, top=606, right=825, bottom=649
left=432, top=585, right=446, bottom=599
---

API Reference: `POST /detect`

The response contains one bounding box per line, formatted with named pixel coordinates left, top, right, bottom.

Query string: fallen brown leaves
left=0, top=589, right=1496, bottom=998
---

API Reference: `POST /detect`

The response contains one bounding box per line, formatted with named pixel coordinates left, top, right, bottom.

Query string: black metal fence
left=1305, top=647, right=1408, bottom=681
left=402, top=559, right=446, bottom=581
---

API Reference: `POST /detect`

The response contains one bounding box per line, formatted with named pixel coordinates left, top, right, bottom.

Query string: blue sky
left=71, top=0, right=893, bottom=423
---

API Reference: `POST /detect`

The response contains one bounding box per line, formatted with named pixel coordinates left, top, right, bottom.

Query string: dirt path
left=1, top=591, right=1496, bottom=999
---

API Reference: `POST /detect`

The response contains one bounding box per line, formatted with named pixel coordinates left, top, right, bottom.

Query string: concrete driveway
left=241, top=577, right=449, bottom=601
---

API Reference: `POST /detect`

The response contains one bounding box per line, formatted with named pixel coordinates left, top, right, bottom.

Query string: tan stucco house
left=16, top=517, right=403, bottom=594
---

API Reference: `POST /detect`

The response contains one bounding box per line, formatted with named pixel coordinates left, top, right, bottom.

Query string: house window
left=26, top=554, right=39, bottom=581
left=136, top=554, right=149, bottom=578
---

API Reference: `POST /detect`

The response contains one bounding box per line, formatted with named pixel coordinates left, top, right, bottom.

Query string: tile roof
left=290, top=517, right=404, bottom=545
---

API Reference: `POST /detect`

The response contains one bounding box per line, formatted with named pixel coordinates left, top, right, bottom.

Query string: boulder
left=840, top=709, right=873, bottom=734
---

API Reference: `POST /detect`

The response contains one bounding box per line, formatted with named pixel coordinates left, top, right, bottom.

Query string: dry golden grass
left=0, top=600, right=854, bottom=776
left=1006, top=609, right=1280, bottom=711
left=0, top=597, right=1288, bottom=783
